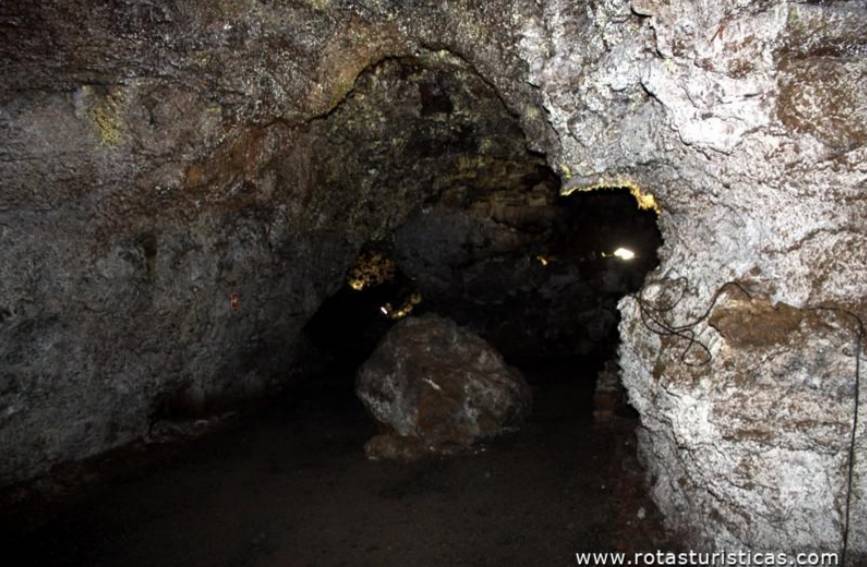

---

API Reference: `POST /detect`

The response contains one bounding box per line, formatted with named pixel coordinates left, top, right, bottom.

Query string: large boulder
left=356, top=314, right=531, bottom=460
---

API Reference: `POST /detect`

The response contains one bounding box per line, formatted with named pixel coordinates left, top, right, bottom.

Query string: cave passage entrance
left=303, top=184, right=662, bottom=419
left=298, top=50, right=663, bottom=421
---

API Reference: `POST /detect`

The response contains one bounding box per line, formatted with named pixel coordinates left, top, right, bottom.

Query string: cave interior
left=3, top=1, right=866, bottom=566
left=1, top=50, right=667, bottom=566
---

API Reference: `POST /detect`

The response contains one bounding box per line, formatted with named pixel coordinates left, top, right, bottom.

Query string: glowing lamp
left=612, top=247, right=636, bottom=261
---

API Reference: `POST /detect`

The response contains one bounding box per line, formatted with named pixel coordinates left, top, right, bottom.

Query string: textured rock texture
left=356, top=314, right=531, bottom=459
left=2, top=0, right=866, bottom=559
left=515, top=0, right=867, bottom=557
left=0, top=1, right=547, bottom=485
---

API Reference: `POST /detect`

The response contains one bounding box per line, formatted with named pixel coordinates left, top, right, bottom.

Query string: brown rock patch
left=709, top=298, right=808, bottom=348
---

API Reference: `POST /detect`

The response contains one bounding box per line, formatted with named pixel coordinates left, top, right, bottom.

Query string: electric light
left=613, top=247, right=635, bottom=261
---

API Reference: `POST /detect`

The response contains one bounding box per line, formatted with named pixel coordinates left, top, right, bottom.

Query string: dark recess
left=303, top=184, right=662, bottom=416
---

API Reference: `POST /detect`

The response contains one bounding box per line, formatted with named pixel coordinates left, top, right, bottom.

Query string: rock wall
left=2, top=0, right=866, bottom=558
left=516, top=0, right=867, bottom=556
left=0, top=0, right=548, bottom=485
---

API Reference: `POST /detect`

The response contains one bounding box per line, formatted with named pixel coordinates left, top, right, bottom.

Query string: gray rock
left=517, top=0, right=867, bottom=556
left=356, top=314, right=531, bottom=459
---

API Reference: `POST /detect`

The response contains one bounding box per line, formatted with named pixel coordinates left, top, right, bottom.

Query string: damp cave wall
left=2, top=0, right=867, bottom=558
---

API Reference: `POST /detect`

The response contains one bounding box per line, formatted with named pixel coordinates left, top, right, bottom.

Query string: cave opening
left=287, top=53, right=664, bottom=427
left=300, top=182, right=662, bottom=422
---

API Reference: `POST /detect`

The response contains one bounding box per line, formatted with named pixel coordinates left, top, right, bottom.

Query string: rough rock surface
left=2, top=0, right=866, bottom=559
left=515, top=0, right=867, bottom=557
left=0, top=1, right=549, bottom=486
left=356, top=314, right=531, bottom=459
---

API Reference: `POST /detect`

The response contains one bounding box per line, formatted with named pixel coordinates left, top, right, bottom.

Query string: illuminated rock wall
left=518, top=0, right=867, bottom=557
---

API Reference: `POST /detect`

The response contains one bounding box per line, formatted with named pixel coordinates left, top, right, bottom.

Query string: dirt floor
left=1, top=374, right=673, bottom=567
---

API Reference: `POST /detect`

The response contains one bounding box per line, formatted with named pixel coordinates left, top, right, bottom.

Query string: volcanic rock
left=356, top=314, right=531, bottom=459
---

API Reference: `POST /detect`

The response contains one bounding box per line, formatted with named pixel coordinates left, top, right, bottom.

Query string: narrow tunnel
left=293, top=52, right=663, bottom=431
left=302, top=184, right=662, bottom=420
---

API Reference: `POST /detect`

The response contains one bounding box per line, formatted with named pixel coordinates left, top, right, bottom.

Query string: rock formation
left=356, top=314, right=532, bottom=459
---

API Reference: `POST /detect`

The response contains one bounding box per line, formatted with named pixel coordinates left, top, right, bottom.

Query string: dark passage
left=0, top=185, right=665, bottom=567
left=303, top=184, right=662, bottom=415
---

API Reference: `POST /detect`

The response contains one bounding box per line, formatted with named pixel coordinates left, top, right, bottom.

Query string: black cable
left=631, top=279, right=864, bottom=563
left=632, top=278, right=751, bottom=366
left=813, top=307, right=865, bottom=567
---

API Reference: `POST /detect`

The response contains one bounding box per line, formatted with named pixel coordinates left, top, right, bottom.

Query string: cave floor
left=3, top=376, right=672, bottom=567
